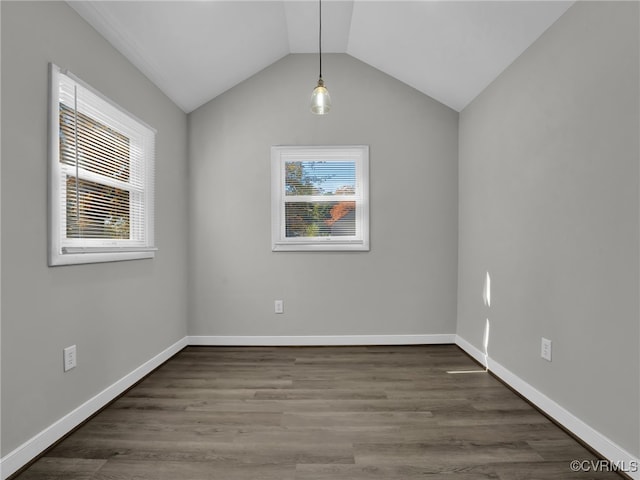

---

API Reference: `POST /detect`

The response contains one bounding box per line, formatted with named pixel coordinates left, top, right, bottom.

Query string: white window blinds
left=49, top=64, right=156, bottom=266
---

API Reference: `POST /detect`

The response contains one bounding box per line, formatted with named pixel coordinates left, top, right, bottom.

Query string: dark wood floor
left=14, top=345, right=622, bottom=479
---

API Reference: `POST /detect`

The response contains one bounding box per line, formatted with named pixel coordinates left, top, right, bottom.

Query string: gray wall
left=1, top=2, right=188, bottom=455
left=188, top=54, right=459, bottom=338
left=458, top=1, right=639, bottom=456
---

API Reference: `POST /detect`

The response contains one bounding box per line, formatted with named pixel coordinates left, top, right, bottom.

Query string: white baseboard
left=455, top=334, right=488, bottom=368
left=0, top=336, right=188, bottom=480
left=455, top=335, right=640, bottom=480
left=4, top=334, right=637, bottom=480
left=187, top=334, right=456, bottom=346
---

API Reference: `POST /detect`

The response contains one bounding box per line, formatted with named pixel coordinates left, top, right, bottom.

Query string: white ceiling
left=68, top=1, right=574, bottom=113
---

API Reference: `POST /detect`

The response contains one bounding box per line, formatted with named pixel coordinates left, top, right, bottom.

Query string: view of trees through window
left=284, top=161, right=356, bottom=238
left=65, top=177, right=130, bottom=239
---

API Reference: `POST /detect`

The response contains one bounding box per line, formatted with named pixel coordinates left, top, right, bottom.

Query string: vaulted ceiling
left=69, top=1, right=574, bottom=113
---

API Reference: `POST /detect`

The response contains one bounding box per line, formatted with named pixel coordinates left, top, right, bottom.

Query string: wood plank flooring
left=13, top=345, right=622, bottom=479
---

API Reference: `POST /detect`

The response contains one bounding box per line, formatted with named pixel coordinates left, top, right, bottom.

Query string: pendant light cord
left=318, top=0, right=322, bottom=80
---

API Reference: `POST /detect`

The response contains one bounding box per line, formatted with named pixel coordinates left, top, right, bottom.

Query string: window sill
left=49, top=249, right=156, bottom=266
left=272, top=241, right=369, bottom=252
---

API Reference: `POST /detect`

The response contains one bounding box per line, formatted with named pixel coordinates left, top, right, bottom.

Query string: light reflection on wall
left=483, top=272, right=491, bottom=370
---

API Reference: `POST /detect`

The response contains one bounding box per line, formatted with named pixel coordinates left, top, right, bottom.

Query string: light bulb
left=310, top=78, right=331, bottom=115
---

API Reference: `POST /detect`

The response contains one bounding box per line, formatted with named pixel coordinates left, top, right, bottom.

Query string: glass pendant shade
left=310, top=78, right=331, bottom=115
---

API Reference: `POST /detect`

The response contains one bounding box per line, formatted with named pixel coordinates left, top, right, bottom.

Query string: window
left=271, top=145, right=369, bottom=251
left=49, top=64, right=156, bottom=266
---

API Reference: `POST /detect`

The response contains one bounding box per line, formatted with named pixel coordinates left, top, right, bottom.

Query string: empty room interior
left=1, top=1, right=639, bottom=479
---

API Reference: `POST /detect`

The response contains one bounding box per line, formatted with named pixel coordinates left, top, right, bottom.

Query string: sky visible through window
left=286, top=161, right=355, bottom=196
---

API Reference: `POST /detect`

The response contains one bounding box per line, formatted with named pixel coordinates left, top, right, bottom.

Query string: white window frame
left=271, top=145, right=369, bottom=252
left=48, top=64, right=157, bottom=266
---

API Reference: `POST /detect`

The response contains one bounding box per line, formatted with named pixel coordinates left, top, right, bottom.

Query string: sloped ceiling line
left=68, top=1, right=573, bottom=114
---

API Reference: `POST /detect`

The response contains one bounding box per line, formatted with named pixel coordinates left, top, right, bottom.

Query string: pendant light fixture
left=310, top=0, right=331, bottom=114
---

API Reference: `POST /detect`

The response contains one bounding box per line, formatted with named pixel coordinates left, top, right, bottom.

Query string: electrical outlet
left=541, top=338, right=552, bottom=362
left=274, top=300, right=284, bottom=314
left=63, top=345, right=77, bottom=372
